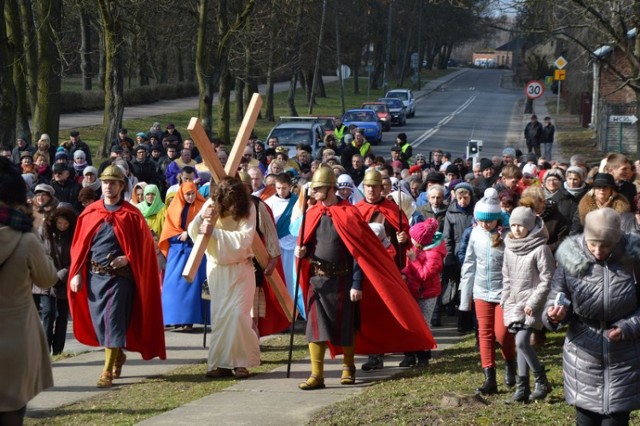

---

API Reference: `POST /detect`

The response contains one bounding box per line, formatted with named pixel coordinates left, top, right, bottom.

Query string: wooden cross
left=182, top=93, right=294, bottom=321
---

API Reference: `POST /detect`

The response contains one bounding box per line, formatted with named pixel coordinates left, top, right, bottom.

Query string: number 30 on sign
left=525, top=80, right=545, bottom=100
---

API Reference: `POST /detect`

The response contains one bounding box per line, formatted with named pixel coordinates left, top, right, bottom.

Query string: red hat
left=409, top=165, right=422, bottom=175
left=409, top=218, right=439, bottom=246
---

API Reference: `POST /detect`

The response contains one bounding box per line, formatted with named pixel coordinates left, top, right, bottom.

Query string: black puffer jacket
left=544, top=234, right=640, bottom=415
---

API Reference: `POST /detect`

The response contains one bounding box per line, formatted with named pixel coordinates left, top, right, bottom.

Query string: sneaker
left=361, top=355, right=384, bottom=371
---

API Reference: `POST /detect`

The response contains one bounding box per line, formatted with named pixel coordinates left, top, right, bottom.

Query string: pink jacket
left=402, top=241, right=446, bottom=299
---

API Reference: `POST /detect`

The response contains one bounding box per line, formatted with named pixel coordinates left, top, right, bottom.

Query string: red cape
left=68, top=200, right=166, bottom=360
left=299, top=200, right=436, bottom=355
left=255, top=199, right=292, bottom=336
left=355, top=198, right=410, bottom=235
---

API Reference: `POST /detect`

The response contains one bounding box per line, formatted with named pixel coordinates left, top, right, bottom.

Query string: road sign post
left=525, top=80, right=544, bottom=114
left=554, top=56, right=568, bottom=115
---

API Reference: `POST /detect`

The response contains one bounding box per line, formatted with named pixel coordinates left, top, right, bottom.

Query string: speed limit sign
left=525, top=80, right=544, bottom=99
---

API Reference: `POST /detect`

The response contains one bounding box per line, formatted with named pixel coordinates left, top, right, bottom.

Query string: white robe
left=263, top=194, right=297, bottom=299
left=188, top=201, right=260, bottom=370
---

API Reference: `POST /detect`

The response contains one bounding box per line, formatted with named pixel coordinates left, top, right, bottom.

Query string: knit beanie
left=509, top=206, right=536, bottom=231
left=522, top=163, right=537, bottom=178
left=502, top=147, right=516, bottom=159
left=479, top=158, right=493, bottom=171
left=73, top=150, right=86, bottom=160
left=544, top=168, right=564, bottom=182
left=474, top=188, right=502, bottom=221
left=566, top=166, right=585, bottom=181
left=584, top=207, right=621, bottom=243
left=409, top=218, right=439, bottom=246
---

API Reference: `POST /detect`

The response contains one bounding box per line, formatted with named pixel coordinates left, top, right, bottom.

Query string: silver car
left=385, top=89, right=415, bottom=118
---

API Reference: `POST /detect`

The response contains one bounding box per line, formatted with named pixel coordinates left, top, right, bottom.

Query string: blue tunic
left=88, top=206, right=134, bottom=348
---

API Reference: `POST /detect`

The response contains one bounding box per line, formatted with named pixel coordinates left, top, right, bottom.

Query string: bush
left=60, top=82, right=198, bottom=113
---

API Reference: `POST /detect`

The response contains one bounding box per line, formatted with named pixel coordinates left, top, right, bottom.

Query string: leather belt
left=90, top=260, right=133, bottom=279
left=310, top=258, right=351, bottom=278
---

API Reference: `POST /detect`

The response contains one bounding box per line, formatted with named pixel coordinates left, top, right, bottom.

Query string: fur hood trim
left=556, top=233, right=640, bottom=277
left=578, top=192, right=630, bottom=224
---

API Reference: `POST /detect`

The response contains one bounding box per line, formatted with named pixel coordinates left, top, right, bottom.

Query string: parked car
left=266, top=117, right=325, bottom=158
left=341, top=109, right=383, bottom=145
left=377, top=98, right=407, bottom=126
left=361, top=102, right=392, bottom=131
left=385, top=89, right=416, bottom=118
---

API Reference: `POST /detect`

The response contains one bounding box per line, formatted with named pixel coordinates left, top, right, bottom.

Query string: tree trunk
left=0, top=0, right=17, bottom=148
left=265, top=5, right=276, bottom=122
left=79, top=8, right=92, bottom=91
left=416, top=0, right=423, bottom=90
left=308, top=0, right=327, bottom=114
left=217, top=67, right=232, bottom=143
left=32, top=0, right=62, bottom=147
left=97, top=26, right=105, bottom=90
left=235, top=76, right=245, bottom=123
left=18, top=0, right=37, bottom=113
left=383, top=1, right=392, bottom=93
left=335, top=5, right=345, bottom=115
left=97, top=0, right=125, bottom=158
left=6, top=0, right=30, bottom=142
left=195, top=0, right=214, bottom=136
left=286, top=1, right=303, bottom=116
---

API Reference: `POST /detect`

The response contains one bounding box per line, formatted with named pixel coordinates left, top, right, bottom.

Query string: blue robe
left=161, top=206, right=209, bottom=325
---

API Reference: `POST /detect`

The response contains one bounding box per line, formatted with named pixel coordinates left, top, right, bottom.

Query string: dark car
left=361, top=102, right=392, bottom=131
left=377, top=98, right=407, bottom=126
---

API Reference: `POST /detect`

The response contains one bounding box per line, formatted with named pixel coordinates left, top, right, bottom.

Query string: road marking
left=411, top=94, right=477, bottom=147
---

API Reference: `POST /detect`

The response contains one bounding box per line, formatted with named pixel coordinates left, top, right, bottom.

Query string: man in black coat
left=524, top=115, right=543, bottom=157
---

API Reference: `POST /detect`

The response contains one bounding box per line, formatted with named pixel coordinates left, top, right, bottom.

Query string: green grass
left=309, top=332, right=639, bottom=425
left=25, top=334, right=308, bottom=425
left=58, top=70, right=454, bottom=161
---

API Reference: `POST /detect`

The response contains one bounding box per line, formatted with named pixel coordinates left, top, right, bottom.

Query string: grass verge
left=26, top=334, right=308, bottom=425
left=309, top=332, right=638, bottom=425
left=545, top=98, right=602, bottom=165
left=58, top=70, right=455, bottom=161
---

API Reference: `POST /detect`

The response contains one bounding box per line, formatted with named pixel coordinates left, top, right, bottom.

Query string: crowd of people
left=3, top=114, right=640, bottom=425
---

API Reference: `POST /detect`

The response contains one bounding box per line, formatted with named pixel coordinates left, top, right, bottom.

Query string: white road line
left=411, top=94, right=477, bottom=147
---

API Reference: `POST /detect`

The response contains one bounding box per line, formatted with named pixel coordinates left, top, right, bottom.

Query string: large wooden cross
left=181, top=93, right=294, bottom=321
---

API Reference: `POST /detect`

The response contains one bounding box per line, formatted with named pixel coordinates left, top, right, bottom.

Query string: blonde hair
left=519, top=186, right=544, bottom=211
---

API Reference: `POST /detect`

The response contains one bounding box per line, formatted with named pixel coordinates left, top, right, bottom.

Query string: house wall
left=472, top=51, right=512, bottom=67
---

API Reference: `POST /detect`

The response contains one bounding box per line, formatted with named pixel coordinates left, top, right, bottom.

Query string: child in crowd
left=400, top=218, right=446, bottom=368
left=502, top=206, right=555, bottom=402
left=460, top=188, right=516, bottom=395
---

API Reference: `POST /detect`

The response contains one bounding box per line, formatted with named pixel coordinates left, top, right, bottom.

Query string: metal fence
left=596, top=102, right=638, bottom=154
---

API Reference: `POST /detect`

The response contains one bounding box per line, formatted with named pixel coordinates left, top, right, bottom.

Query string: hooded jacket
left=459, top=226, right=505, bottom=310
left=501, top=217, right=555, bottom=329
left=543, top=234, right=640, bottom=415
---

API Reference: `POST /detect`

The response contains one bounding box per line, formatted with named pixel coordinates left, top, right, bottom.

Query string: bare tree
left=96, top=0, right=125, bottom=157
left=308, top=0, right=328, bottom=114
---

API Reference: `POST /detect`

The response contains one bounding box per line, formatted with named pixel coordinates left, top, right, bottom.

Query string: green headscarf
left=137, top=184, right=164, bottom=218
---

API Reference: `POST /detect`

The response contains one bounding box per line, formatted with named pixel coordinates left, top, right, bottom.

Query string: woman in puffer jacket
left=502, top=206, right=555, bottom=403
left=545, top=207, right=640, bottom=425
left=459, top=188, right=516, bottom=396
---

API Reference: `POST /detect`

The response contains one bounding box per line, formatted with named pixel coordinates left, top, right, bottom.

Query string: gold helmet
left=362, top=169, right=383, bottom=186
left=238, top=171, right=251, bottom=186
left=310, top=164, right=337, bottom=189
left=100, top=164, right=126, bottom=182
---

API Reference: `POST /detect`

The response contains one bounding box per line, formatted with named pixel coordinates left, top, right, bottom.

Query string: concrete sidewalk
left=26, top=317, right=464, bottom=424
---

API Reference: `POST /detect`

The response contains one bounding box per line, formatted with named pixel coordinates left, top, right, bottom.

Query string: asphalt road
left=371, top=68, right=522, bottom=161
